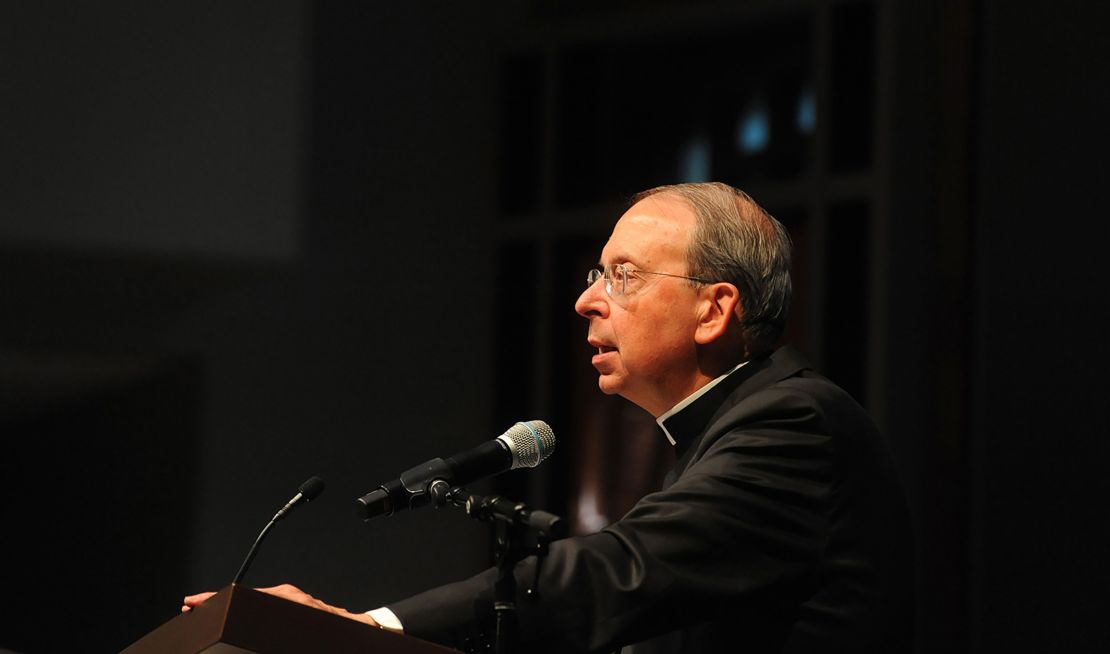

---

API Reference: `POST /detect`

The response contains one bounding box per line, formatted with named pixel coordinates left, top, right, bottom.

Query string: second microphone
left=356, top=420, right=555, bottom=521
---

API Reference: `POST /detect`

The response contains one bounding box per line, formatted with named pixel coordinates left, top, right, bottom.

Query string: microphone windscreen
left=502, top=421, right=556, bottom=469
left=299, top=476, right=326, bottom=500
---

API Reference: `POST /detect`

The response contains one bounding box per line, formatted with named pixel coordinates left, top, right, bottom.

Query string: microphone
left=275, top=476, right=326, bottom=521
left=356, top=421, right=555, bottom=521
left=233, top=476, right=326, bottom=585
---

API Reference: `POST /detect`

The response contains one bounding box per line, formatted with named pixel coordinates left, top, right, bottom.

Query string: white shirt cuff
left=367, top=607, right=404, bottom=633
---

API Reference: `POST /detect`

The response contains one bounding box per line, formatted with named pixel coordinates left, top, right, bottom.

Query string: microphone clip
left=358, top=458, right=452, bottom=520
left=428, top=480, right=565, bottom=543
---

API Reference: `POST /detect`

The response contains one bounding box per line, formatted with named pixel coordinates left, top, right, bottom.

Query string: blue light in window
left=678, top=134, right=712, bottom=182
left=797, top=86, right=816, bottom=134
left=736, top=98, right=770, bottom=154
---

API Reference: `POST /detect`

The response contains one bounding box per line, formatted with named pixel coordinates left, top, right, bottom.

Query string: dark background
left=1, top=1, right=1107, bottom=652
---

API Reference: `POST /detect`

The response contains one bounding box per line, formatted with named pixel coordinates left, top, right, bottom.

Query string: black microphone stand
left=429, top=480, right=565, bottom=654
left=233, top=477, right=325, bottom=585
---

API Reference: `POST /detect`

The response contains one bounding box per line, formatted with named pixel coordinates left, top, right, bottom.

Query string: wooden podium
left=121, top=584, right=460, bottom=653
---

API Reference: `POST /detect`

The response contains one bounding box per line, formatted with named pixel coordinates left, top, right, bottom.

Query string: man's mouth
left=592, top=344, right=618, bottom=368
left=588, top=336, right=617, bottom=363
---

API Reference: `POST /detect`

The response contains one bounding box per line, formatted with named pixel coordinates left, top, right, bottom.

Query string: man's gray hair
left=633, top=182, right=793, bottom=357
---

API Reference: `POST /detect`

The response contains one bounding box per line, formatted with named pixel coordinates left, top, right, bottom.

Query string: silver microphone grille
left=498, top=420, right=556, bottom=469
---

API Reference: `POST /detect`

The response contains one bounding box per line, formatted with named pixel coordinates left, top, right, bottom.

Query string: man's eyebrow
left=599, top=252, right=635, bottom=267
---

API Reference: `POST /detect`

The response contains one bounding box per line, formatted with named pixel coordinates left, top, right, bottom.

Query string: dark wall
left=971, top=1, right=1110, bottom=650
left=0, top=1, right=304, bottom=258
left=174, top=0, right=515, bottom=615
left=885, top=2, right=1110, bottom=650
left=1, top=2, right=512, bottom=651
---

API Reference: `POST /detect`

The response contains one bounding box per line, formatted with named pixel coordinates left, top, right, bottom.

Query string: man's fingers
left=182, top=591, right=218, bottom=612
left=248, top=583, right=378, bottom=627
left=184, top=591, right=217, bottom=605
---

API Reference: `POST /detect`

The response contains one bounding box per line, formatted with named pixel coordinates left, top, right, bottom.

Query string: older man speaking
left=186, top=182, right=913, bottom=653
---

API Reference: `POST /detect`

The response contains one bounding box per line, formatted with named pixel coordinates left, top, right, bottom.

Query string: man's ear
left=694, top=282, right=742, bottom=345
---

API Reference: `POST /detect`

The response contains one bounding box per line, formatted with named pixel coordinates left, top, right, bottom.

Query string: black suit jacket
left=389, top=347, right=913, bottom=653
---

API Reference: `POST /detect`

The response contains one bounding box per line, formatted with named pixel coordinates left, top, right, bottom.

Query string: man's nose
left=575, top=278, right=609, bottom=319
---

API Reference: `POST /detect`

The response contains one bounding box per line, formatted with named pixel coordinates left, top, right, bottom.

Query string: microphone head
left=500, top=421, right=556, bottom=469
left=299, top=476, right=326, bottom=501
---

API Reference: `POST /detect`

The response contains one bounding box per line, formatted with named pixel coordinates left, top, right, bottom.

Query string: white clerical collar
left=656, top=360, right=750, bottom=446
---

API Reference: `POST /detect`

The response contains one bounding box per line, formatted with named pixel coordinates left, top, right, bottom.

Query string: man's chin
left=597, top=375, right=623, bottom=396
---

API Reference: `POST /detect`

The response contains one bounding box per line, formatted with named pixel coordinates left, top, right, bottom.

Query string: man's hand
left=181, top=585, right=379, bottom=628
left=256, top=584, right=380, bottom=627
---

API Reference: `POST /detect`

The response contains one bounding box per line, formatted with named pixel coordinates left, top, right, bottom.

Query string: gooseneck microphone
left=233, top=476, right=326, bottom=585
left=356, top=421, right=555, bottom=521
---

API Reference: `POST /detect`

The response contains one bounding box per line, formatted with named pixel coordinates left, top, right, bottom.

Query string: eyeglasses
left=586, top=263, right=711, bottom=302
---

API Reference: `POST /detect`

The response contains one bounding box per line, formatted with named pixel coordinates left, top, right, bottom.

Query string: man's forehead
left=628, top=193, right=695, bottom=221
left=600, top=196, right=694, bottom=264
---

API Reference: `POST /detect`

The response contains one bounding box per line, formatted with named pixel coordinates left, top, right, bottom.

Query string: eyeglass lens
left=587, top=265, right=628, bottom=298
